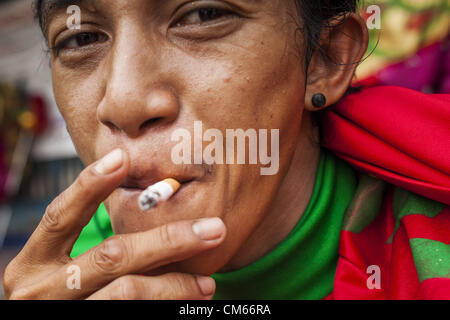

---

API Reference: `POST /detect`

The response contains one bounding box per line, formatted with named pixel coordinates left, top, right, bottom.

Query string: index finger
left=21, top=149, right=129, bottom=263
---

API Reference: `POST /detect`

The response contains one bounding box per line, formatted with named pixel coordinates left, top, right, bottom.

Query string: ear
left=304, top=13, right=368, bottom=111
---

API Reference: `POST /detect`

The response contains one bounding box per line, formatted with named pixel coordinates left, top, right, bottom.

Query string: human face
left=45, top=0, right=309, bottom=274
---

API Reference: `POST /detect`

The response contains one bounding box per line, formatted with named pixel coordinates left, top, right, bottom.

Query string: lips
left=118, top=163, right=201, bottom=191
left=120, top=176, right=196, bottom=191
left=105, top=146, right=207, bottom=196
left=118, top=174, right=197, bottom=211
left=104, top=148, right=209, bottom=231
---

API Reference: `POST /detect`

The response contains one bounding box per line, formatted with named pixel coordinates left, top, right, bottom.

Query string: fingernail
left=192, top=218, right=225, bottom=241
left=94, top=149, right=123, bottom=175
left=196, top=276, right=216, bottom=296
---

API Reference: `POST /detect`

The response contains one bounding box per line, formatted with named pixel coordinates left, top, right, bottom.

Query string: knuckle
left=3, top=257, right=40, bottom=299
left=8, top=287, right=36, bottom=300
left=168, top=273, right=194, bottom=297
left=91, top=236, right=128, bottom=275
left=2, top=263, right=17, bottom=298
left=111, top=276, right=142, bottom=300
left=41, top=195, right=67, bottom=233
left=158, top=223, right=185, bottom=252
left=75, top=169, right=91, bottom=192
left=144, top=273, right=193, bottom=300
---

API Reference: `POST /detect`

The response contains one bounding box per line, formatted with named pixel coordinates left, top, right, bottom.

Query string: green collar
left=212, top=151, right=357, bottom=299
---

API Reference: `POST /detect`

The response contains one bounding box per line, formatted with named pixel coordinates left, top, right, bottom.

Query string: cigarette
left=138, top=178, right=181, bottom=211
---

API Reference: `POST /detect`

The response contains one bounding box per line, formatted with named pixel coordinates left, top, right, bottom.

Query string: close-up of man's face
left=45, top=0, right=315, bottom=275
left=5, top=0, right=446, bottom=303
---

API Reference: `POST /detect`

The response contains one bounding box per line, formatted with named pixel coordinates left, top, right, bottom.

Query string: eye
left=55, top=32, right=107, bottom=51
left=174, top=7, right=235, bottom=27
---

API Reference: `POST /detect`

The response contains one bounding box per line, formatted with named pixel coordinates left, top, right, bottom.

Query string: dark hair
left=294, top=0, right=360, bottom=67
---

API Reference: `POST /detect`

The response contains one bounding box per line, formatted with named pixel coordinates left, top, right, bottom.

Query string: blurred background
left=0, top=0, right=83, bottom=299
left=0, top=0, right=448, bottom=299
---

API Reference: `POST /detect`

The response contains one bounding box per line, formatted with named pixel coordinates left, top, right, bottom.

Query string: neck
left=221, top=112, right=321, bottom=271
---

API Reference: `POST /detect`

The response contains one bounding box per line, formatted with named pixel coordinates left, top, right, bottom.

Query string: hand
left=3, top=149, right=226, bottom=300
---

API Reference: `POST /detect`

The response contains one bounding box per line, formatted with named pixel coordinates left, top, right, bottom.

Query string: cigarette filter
left=138, top=178, right=181, bottom=211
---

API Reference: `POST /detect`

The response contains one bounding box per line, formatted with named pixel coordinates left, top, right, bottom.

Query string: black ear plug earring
left=312, top=93, right=327, bottom=108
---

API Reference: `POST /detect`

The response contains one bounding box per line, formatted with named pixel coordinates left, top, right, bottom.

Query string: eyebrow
left=37, top=0, right=84, bottom=35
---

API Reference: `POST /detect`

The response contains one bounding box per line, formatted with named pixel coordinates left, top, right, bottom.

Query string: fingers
left=22, top=149, right=129, bottom=262
left=12, top=217, right=226, bottom=299
left=86, top=273, right=216, bottom=300
left=76, top=218, right=226, bottom=291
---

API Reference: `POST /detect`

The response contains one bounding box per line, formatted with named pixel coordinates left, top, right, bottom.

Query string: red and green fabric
left=326, top=176, right=449, bottom=299
left=321, top=85, right=450, bottom=299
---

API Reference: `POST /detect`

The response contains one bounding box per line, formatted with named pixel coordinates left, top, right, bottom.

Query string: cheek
left=52, top=66, right=104, bottom=164
left=176, top=30, right=305, bottom=135
left=168, top=25, right=306, bottom=232
left=172, top=32, right=306, bottom=182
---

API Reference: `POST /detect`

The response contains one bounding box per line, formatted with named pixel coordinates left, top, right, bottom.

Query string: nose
left=97, top=27, right=179, bottom=138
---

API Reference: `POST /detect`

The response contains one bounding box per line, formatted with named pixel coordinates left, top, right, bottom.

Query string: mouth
left=114, top=158, right=208, bottom=208
left=117, top=178, right=198, bottom=211
left=119, top=177, right=197, bottom=193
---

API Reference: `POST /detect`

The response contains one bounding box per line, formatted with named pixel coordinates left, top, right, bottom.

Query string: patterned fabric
left=326, top=176, right=449, bottom=299
left=357, top=0, right=450, bottom=93
left=321, top=85, right=450, bottom=299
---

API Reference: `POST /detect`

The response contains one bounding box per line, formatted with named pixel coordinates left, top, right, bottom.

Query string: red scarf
left=322, top=86, right=450, bottom=206
left=321, top=86, right=450, bottom=299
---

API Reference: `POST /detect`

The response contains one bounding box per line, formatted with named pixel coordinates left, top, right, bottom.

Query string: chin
left=173, top=249, right=231, bottom=276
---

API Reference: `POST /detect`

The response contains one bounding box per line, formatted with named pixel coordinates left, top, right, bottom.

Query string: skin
left=4, top=0, right=367, bottom=299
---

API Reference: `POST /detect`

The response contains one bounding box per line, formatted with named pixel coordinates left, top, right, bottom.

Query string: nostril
left=103, top=121, right=121, bottom=133
left=139, top=117, right=163, bottom=131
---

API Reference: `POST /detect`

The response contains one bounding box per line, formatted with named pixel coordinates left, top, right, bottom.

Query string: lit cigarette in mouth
left=138, top=178, right=181, bottom=211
